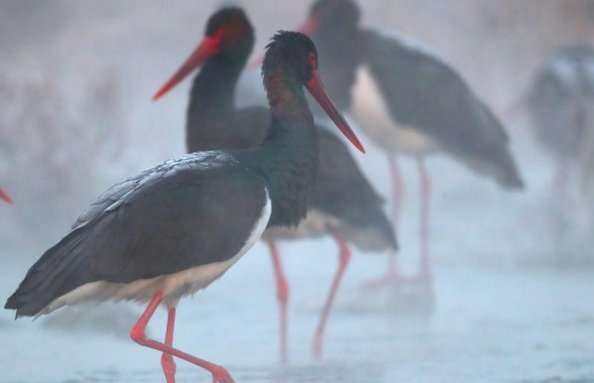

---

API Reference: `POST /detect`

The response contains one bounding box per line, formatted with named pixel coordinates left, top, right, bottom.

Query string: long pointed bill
left=306, top=70, right=365, bottom=153
left=152, top=36, right=221, bottom=101
left=247, top=54, right=264, bottom=70
left=0, top=186, right=13, bottom=205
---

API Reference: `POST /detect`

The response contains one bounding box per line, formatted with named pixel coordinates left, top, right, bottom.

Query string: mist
left=1, top=1, right=593, bottom=382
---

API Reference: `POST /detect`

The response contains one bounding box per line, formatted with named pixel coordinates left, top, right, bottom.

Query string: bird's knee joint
left=277, top=291, right=289, bottom=303
left=339, top=248, right=351, bottom=266
left=130, top=326, right=147, bottom=343
left=277, top=282, right=289, bottom=302
left=212, top=365, right=230, bottom=379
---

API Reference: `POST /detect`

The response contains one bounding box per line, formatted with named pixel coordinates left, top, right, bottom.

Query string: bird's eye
left=214, top=26, right=227, bottom=38
left=308, top=52, right=318, bottom=69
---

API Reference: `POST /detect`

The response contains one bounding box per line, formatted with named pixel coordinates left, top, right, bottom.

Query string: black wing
left=361, top=29, right=523, bottom=189
left=312, top=128, right=382, bottom=216
left=311, top=127, right=397, bottom=251
left=7, top=151, right=268, bottom=316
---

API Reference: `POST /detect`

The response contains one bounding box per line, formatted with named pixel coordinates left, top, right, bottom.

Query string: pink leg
left=268, top=241, right=289, bottom=363
left=312, top=228, right=352, bottom=360
left=389, top=155, right=404, bottom=232
left=130, top=292, right=235, bottom=383
left=416, top=156, right=432, bottom=282
left=363, top=155, right=402, bottom=287
left=386, top=156, right=403, bottom=278
left=0, top=186, right=12, bottom=204
left=161, top=307, right=177, bottom=383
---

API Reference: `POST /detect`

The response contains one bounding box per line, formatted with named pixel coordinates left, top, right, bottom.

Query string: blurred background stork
left=1, top=1, right=594, bottom=382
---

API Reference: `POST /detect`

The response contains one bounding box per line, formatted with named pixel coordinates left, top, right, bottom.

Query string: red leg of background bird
left=386, top=156, right=404, bottom=282
left=268, top=241, right=289, bottom=363
left=161, top=307, right=177, bottom=383
left=416, top=157, right=432, bottom=282
left=386, top=156, right=403, bottom=279
left=312, top=227, right=351, bottom=359
left=389, top=155, right=404, bottom=232
left=131, top=292, right=235, bottom=383
left=0, top=186, right=13, bottom=204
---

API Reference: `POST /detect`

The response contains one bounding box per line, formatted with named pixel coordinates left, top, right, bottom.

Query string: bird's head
left=301, top=0, right=361, bottom=36
left=262, top=31, right=319, bottom=85
left=153, top=6, right=254, bottom=101
left=262, top=31, right=364, bottom=153
left=247, top=0, right=360, bottom=70
left=204, top=7, right=254, bottom=61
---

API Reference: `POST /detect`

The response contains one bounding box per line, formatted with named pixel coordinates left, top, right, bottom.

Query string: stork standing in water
left=5, top=31, right=364, bottom=383
left=0, top=186, right=11, bottom=204
left=527, top=46, right=594, bottom=196
left=153, top=7, right=396, bottom=361
left=294, top=0, right=524, bottom=284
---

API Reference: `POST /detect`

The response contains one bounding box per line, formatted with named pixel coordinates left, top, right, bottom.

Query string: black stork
left=295, top=0, right=524, bottom=284
left=0, top=186, right=11, bottom=204
left=5, top=31, right=364, bottom=383
left=526, top=46, right=594, bottom=195
left=153, top=7, right=396, bottom=361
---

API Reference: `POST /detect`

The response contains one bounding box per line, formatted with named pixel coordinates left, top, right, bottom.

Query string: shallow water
left=2, top=248, right=593, bottom=383
left=2, top=138, right=594, bottom=383
left=2, top=1, right=594, bottom=382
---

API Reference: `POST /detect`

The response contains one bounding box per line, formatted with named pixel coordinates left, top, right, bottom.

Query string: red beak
left=247, top=54, right=264, bottom=71
left=0, top=186, right=13, bottom=205
left=152, top=36, right=221, bottom=101
left=306, top=69, right=365, bottom=153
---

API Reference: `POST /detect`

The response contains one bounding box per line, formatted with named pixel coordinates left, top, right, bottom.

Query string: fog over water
left=1, top=1, right=593, bottom=383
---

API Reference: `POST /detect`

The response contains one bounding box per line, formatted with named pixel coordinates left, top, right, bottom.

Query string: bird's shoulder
left=72, top=151, right=240, bottom=229
left=360, top=28, right=508, bottom=143
left=361, top=29, right=452, bottom=72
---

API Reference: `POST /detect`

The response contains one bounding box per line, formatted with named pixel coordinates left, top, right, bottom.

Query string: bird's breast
left=350, top=65, right=439, bottom=155
left=262, top=209, right=340, bottom=241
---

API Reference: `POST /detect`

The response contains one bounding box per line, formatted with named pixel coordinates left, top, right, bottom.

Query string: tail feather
left=338, top=206, right=398, bottom=253
left=496, top=150, right=525, bottom=190
left=463, top=99, right=525, bottom=190
left=460, top=144, right=525, bottom=191
left=5, top=228, right=94, bottom=318
left=479, top=144, right=525, bottom=190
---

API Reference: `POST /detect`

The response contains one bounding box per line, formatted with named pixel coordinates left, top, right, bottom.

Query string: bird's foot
left=399, top=272, right=432, bottom=285
left=362, top=270, right=402, bottom=289
left=311, top=333, right=323, bottom=361
left=211, top=366, right=235, bottom=383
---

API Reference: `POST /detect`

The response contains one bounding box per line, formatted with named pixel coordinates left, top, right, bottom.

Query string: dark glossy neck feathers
left=187, top=46, right=320, bottom=229
left=186, top=55, right=245, bottom=152
left=255, top=69, right=320, bottom=228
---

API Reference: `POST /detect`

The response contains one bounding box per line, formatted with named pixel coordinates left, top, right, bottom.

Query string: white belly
left=262, top=209, right=340, bottom=242
left=39, top=190, right=272, bottom=316
left=350, top=66, right=438, bottom=155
